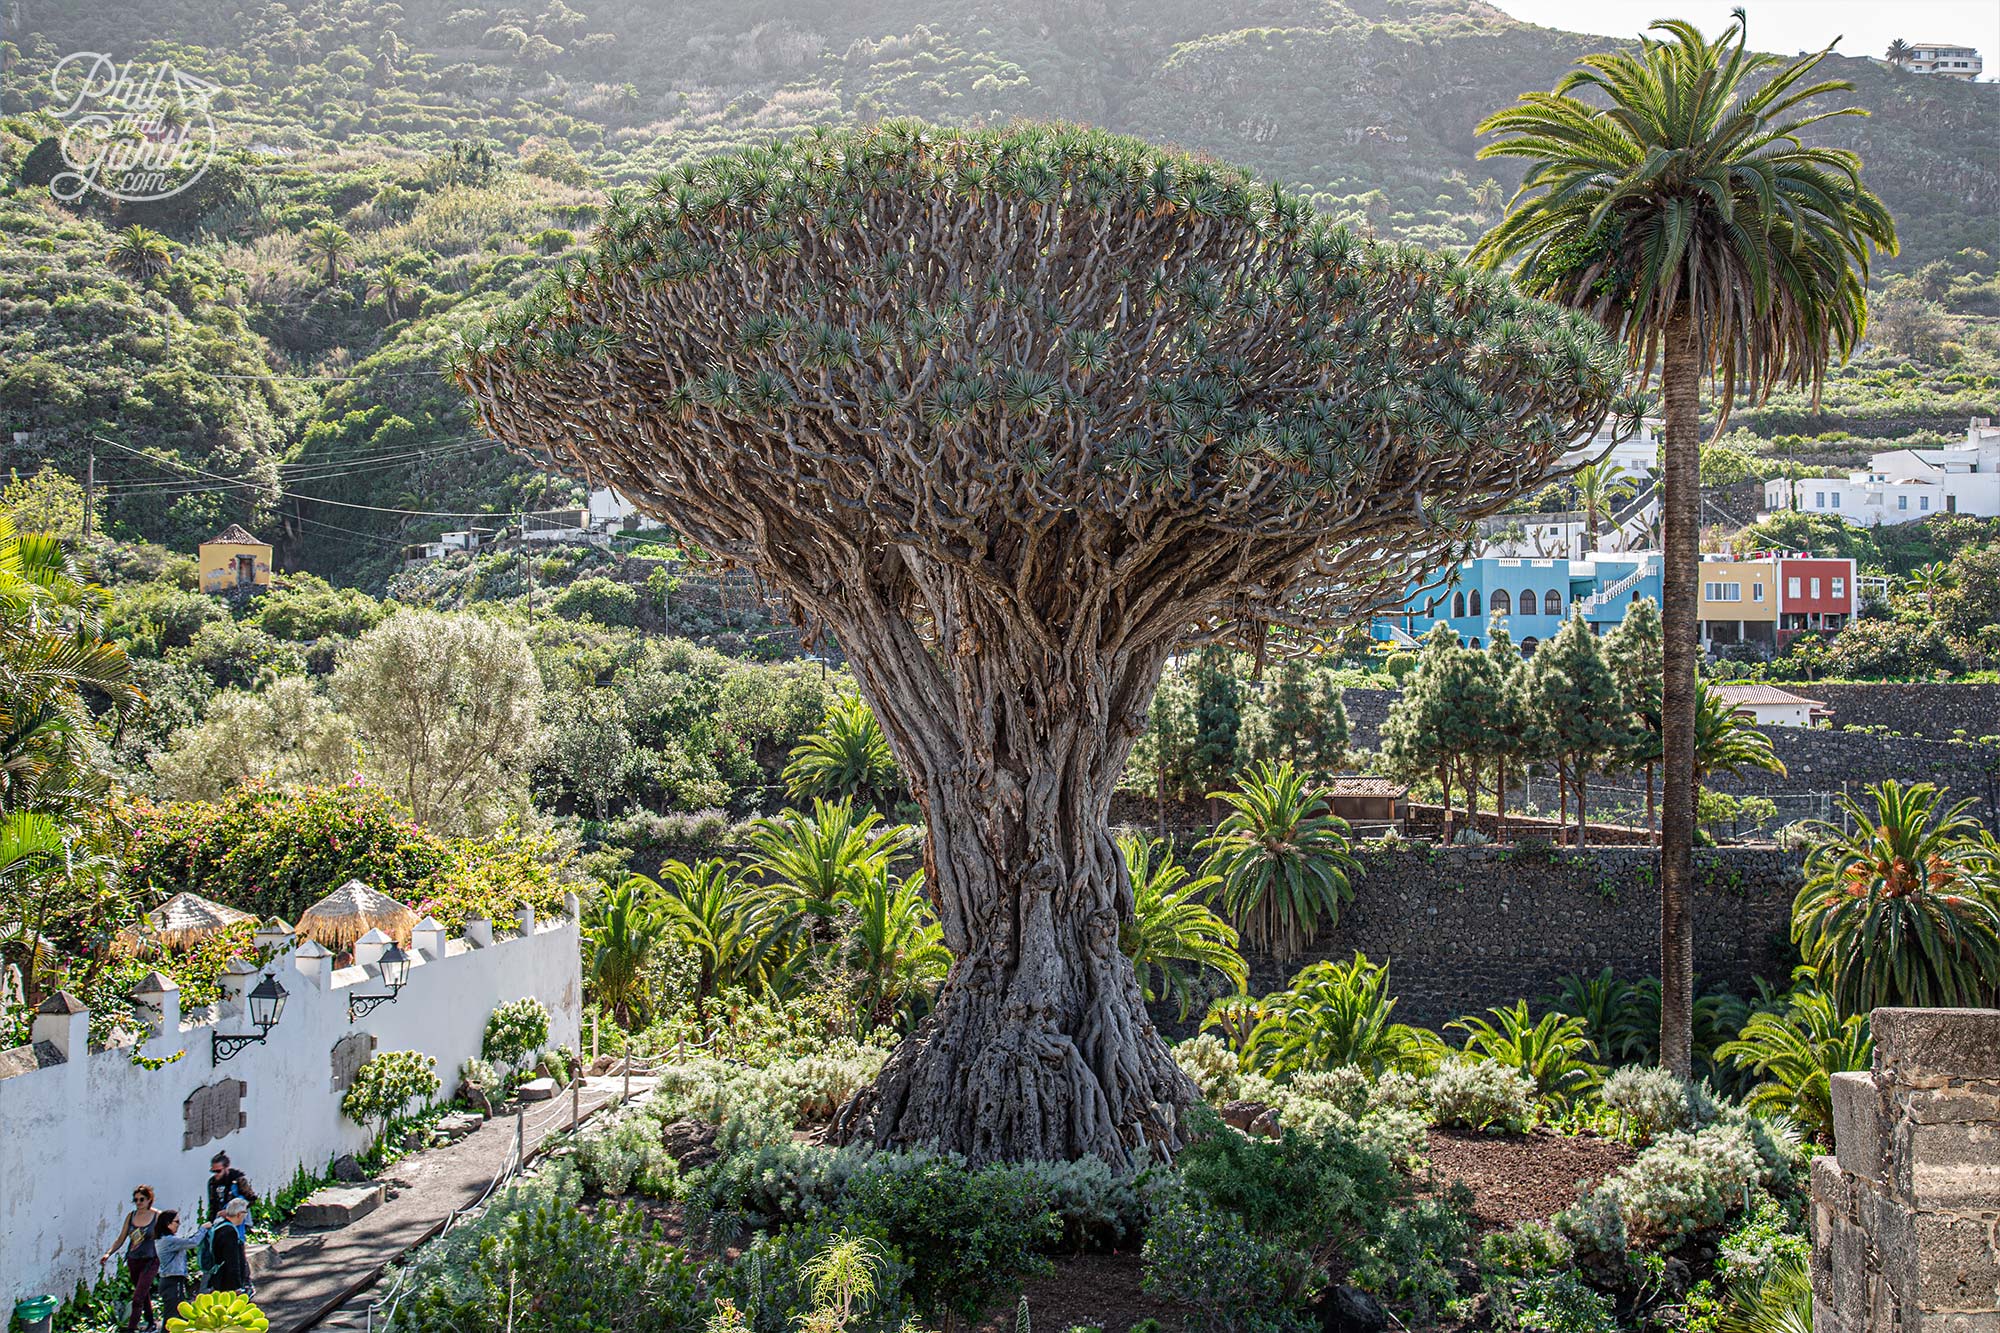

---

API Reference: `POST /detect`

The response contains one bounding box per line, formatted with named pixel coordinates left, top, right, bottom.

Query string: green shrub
left=1600, top=1066, right=1718, bottom=1142
left=483, top=997, right=551, bottom=1074
left=549, top=575, right=640, bottom=626
left=709, top=1219, right=913, bottom=1333
left=1493, top=1272, right=1621, bottom=1333
left=1140, top=1184, right=1319, bottom=1333
left=574, top=1112, right=681, bottom=1199
left=1173, top=1032, right=1245, bottom=1103
left=1426, top=1059, right=1535, bottom=1132
left=341, top=1050, right=440, bottom=1138
left=1478, top=1221, right=1573, bottom=1281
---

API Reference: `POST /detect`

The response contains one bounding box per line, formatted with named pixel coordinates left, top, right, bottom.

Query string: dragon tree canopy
left=455, top=120, right=1624, bottom=1165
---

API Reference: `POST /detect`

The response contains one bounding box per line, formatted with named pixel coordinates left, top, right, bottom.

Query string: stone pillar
left=129, top=972, right=181, bottom=1047
left=353, top=928, right=391, bottom=969
left=516, top=903, right=536, bottom=936
left=411, top=916, right=448, bottom=961
left=30, top=991, right=89, bottom=1062
left=1813, top=1007, right=2000, bottom=1333
left=462, top=917, right=493, bottom=949
left=293, top=939, right=333, bottom=988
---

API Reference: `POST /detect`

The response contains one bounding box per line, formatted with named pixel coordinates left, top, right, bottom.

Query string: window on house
left=1815, top=492, right=1825, bottom=507
left=1899, top=494, right=1909, bottom=510
left=1705, top=582, right=1743, bottom=602
left=1544, top=589, right=1562, bottom=615
left=1520, top=587, right=1536, bottom=613
left=1833, top=577, right=1845, bottom=599
left=1492, top=589, right=1512, bottom=615
left=1831, top=493, right=1841, bottom=508
left=1753, top=583, right=1764, bottom=602
left=1469, top=589, right=1482, bottom=617
left=1453, top=591, right=1465, bottom=618
left=1810, top=578, right=1821, bottom=598
left=1788, top=577, right=1801, bottom=597
left=1921, top=496, right=1930, bottom=511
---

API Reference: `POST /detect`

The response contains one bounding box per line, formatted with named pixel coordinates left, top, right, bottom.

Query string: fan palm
left=1116, top=834, right=1246, bottom=1021
left=1242, top=953, right=1429, bottom=1078
left=584, top=876, right=667, bottom=1028
left=1449, top=1001, right=1603, bottom=1104
left=1473, top=13, right=1896, bottom=1076
left=1693, top=679, right=1786, bottom=782
left=1716, top=982, right=1871, bottom=1141
left=746, top=798, right=906, bottom=913
left=832, top=868, right=950, bottom=1034
left=1200, top=760, right=1358, bottom=962
left=106, top=225, right=172, bottom=283
left=781, top=694, right=901, bottom=810
left=1791, top=781, right=2000, bottom=1016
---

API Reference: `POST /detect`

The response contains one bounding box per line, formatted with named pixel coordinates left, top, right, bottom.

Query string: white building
left=587, top=487, right=667, bottom=534
left=1763, top=418, right=2000, bottom=525
left=1901, top=43, right=1983, bottom=78
left=1710, top=683, right=1827, bottom=728
left=1563, top=416, right=1661, bottom=483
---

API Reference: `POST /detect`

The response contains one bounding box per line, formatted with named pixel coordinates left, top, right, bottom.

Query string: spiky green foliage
left=1201, top=760, right=1359, bottom=961
left=1449, top=1001, right=1603, bottom=1105
left=832, top=868, right=951, bottom=1035
left=1693, top=679, right=1786, bottom=783
left=781, top=693, right=902, bottom=811
left=1472, top=15, right=1897, bottom=410
left=745, top=798, right=907, bottom=910
left=1791, top=781, right=2000, bottom=1016
left=1116, top=833, right=1247, bottom=1021
left=1242, top=953, right=1432, bottom=1078
left=1715, top=983, right=1871, bottom=1142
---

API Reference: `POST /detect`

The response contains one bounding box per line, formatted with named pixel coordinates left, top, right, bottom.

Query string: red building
left=1775, top=555, right=1856, bottom=648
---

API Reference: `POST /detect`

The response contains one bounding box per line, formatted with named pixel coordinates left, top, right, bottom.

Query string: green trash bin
left=14, top=1295, right=58, bottom=1333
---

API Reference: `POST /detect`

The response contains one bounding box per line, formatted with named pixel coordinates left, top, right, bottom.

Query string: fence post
left=514, top=1108, right=524, bottom=1175
left=622, top=1052, right=630, bottom=1105
left=571, top=1074, right=580, bottom=1133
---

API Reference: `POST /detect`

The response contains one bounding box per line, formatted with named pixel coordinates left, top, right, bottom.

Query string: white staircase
left=1578, top=556, right=1654, bottom=614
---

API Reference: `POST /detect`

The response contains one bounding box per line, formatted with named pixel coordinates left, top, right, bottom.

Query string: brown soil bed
left=1424, top=1127, right=1635, bottom=1231
left=974, top=1250, right=1189, bottom=1333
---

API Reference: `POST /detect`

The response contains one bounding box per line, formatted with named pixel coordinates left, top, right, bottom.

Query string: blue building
left=1377, top=554, right=1662, bottom=654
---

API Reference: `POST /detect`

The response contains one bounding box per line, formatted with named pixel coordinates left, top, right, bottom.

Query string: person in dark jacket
left=205, top=1153, right=256, bottom=1220
left=207, top=1198, right=251, bottom=1293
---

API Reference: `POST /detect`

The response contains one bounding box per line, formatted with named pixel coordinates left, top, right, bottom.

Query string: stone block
left=1834, top=1072, right=1889, bottom=1183
left=291, top=1182, right=386, bottom=1229
left=518, top=1076, right=557, bottom=1101
left=1909, top=1315, right=2000, bottom=1333
left=1909, top=1212, right=2000, bottom=1312
left=1873, top=1008, right=2000, bottom=1083
left=1897, top=1119, right=2000, bottom=1206
left=1900, top=1084, right=2000, bottom=1125
left=1814, top=1153, right=1858, bottom=1219
left=435, top=1111, right=484, bottom=1140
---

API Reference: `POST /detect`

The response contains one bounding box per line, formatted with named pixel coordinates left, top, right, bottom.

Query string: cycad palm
left=650, top=859, right=793, bottom=1021
left=1716, top=982, right=1871, bottom=1141
left=1116, top=834, right=1246, bottom=1021
left=834, top=868, right=950, bottom=1034
left=747, top=798, right=906, bottom=912
left=1473, top=13, right=1896, bottom=1076
left=1791, top=781, right=2000, bottom=1016
left=1201, top=760, right=1358, bottom=961
left=781, top=694, right=901, bottom=810
left=585, top=876, right=666, bottom=1028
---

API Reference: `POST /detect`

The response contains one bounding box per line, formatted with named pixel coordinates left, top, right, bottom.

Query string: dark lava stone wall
left=1239, top=845, right=1804, bottom=1029
left=1807, top=684, right=2000, bottom=739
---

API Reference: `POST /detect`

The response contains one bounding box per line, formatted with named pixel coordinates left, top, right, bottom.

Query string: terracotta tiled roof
left=201, top=523, right=264, bottom=546
left=1326, top=777, right=1408, bottom=797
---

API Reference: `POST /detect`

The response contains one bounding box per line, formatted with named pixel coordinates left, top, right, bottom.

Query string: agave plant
left=782, top=693, right=903, bottom=810
left=1449, top=1001, right=1602, bottom=1105
left=1792, top=780, right=2000, bottom=1017
left=1117, top=833, right=1246, bottom=1021
left=1200, top=760, right=1359, bottom=961
left=1242, top=953, right=1431, bottom=1078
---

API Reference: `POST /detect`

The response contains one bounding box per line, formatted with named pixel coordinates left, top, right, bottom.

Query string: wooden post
left=571, top=1075, right=580, bottom=1133
left=514, top=1108, right=524, bottom=1173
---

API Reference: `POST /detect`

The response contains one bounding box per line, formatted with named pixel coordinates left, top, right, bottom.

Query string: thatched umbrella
left=297, top=880, right=416, bottom=950
left=121, top=893, right=255, bottom=952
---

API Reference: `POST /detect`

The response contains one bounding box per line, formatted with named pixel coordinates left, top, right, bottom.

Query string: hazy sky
left=1493, top=0, right=1999, bottom=77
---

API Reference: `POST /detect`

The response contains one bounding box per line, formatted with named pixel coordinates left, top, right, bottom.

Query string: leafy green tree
left=1520, top=615, right=1632, bottom=845
left=1188, top=646, right=1246, bottom=798
left=1200, top=760, right=1359, bottom=961
left=1116, top=834, right=1245, bottom=1021
left=1603, top=597, right=1664, bottom=835
left=1792, top=781, right=2000, bottom=1016
left=1383, top=626, right=1503, bottom=839
left=541, top=687, right=633, bottom=820
left=341, top=1049, right=440, bottom=1140
left=782, top=693, right=902, bottom=811
left=1475, top=12, right=1896, bottom=1077
left=331, top=610, right=544, bottom=832
left=0, top=468, right=93, bottom=539
left=1480, top=622, right=1530, bottom=840
left=150, top=676, right=359, bottom=800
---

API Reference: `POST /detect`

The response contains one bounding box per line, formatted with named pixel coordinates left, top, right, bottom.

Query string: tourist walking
left=100, top=1185, right=160, bottom=1333
left=206, top=1199, right=251, bottom=1293
left=151, top=1211, right=207, bottom=1318
left=205, top=1152, right=257, bottom=1220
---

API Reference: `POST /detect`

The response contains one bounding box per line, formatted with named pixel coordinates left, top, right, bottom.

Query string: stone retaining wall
left=1807, top=683, right=2000, bottom=738
left=1235, top=845, right=1803, bottom=1028
left=1814, top=1008, right=2000, bottom=1333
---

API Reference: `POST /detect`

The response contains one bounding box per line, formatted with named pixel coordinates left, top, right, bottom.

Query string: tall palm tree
left=1200, top=760, right=1359, bottom=962
left=303, top=221, right=356, bottom=284
left=367, top=264, right=412, bottom=322
left=106, top=225, right=172, bottom=283
left=584, top=876, right=666, bottom=1028
left=1884, top=39, right=1913, bottom=68
left=1473, top=13, right=1896, bottom=1075
left=1569, top=461, right=1613, bottom=554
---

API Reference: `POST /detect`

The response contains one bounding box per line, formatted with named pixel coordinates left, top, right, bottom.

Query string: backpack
left=195, top=1227, right=217, bottom=1287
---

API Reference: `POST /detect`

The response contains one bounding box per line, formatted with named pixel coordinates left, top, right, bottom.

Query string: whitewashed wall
left=0, top=906, right=581, bottom=1303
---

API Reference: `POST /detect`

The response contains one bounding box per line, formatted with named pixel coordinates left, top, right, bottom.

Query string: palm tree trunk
left=1659, top=316, right=1702, bottom=1078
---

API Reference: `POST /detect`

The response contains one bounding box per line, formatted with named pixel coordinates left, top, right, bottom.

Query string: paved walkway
left=256, top=1074, right=655, bottom=1333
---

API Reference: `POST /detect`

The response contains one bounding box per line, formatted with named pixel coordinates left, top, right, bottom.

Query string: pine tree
left=1189, top=646, right=1245, bottom=799
left=1522, top=615, right=1634, bottom=847
left=1382, top=627, right=1500, bottom=840
left=1305, top=672, right=1350, bottom=777
left=1481, top=621, right=1528, bottom=841
left=1604, top=597, right=1665, bottom=840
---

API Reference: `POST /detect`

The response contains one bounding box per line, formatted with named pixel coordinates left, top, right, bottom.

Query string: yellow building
left=1697, top=556, right=1776, bottom=654
left=198, top=524, right=272, bottom=595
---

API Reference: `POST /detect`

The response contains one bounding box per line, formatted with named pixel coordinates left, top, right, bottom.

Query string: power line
left=94, top=440, right=499, bottom=495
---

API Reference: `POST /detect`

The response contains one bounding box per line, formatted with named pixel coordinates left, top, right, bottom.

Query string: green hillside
left=2, top=0, right=1994, bottom=580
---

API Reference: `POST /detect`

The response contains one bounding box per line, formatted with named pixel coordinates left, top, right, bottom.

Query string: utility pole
left=82, top=445, right=94, bottom=541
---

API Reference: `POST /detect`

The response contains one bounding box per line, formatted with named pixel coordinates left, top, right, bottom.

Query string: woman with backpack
left=98, top=1185, right=160, bottom=1333
left=150, top=1212, right=208, bottom=1319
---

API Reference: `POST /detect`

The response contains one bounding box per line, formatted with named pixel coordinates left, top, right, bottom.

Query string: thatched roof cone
left=297, top=880, right=416, bottom=949
left=123, top=893, right=255, bottom=951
